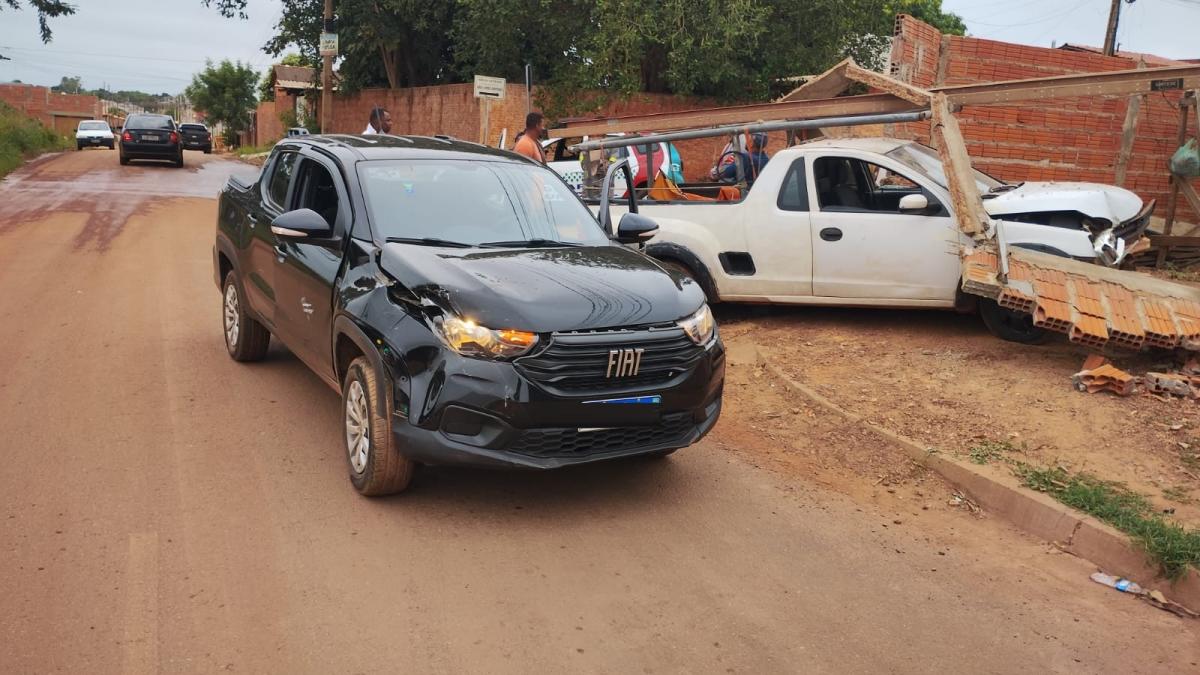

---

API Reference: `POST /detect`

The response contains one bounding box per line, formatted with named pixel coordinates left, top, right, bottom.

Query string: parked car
left=75, top=120, right=115, bottom=150
left=119, top=114, right=184, bottom=168
left=592, top=137, right=1154, bottom=344
left=179, top=123, right=213, bottom=153
left=213, top=135, right=725, bottom=495
left=543, top=135, right=684, bottom=197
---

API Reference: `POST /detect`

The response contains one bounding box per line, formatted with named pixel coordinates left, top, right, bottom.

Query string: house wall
left=0, top=83, right=99, bottom=135
left=888, top=14, right=1198, bottom=226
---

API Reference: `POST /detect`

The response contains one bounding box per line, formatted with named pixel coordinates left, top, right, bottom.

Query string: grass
left=234, top=143, right=275, bottom=157
left=967, top=439, right=1017, bottom=465
left=1018, top=465, right=1200, bottom=579
left=1163, top=485, right=1193, bottom=504
left=0, top=101, right=70, bottom=180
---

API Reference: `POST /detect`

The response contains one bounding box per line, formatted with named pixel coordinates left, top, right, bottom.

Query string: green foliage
left=185, top=59, right=259, bottom=139
left=967, top=439, right=1016, bottom=465
left=0, top=100, right=69, bottom=179
left=51, top=75, right=82, bottom=94
left=886, top=0, right=965, bottom=35
left=1019, top=465, right=1200, bottom=579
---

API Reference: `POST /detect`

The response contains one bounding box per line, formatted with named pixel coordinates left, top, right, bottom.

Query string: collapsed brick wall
left=0, top=83, right=99, bottom=133
left=888, top=14, right=1199, bottom=226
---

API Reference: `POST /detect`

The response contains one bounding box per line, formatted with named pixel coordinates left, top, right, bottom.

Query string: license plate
left=143, top=134, right=160, bottom=141
left=89, top=138, right=101, bottom=143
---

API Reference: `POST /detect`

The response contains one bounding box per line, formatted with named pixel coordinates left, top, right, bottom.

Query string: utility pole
left=321, top=0, right=334, bottom=133
left=1102, top=0, right=1124, bottom=56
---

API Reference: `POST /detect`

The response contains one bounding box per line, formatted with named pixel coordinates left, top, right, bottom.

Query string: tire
left=76, top=143, right=83, bottom=151
left=204, top=148, right=212, bottom=155
left=979, top=298, right=1048, bottom=345
left=342, top=356, right=415, bottom=496
left=222, top=271, right=270, bottom=361
left=174, top=153, right=184, bottom=168
left=119, top=152, right=129, bottom=166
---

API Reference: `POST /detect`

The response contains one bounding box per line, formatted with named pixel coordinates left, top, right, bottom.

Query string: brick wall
left=888, top=14, right=1198, bottom=226
left=0, top=83, right=99, bottom=134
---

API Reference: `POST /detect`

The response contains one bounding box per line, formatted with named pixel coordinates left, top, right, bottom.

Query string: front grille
left=515, top=327, right=704, bottom=396
left=509, top=413, right=694, bottom=459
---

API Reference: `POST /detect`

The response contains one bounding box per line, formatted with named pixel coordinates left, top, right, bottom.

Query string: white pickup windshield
left=358, top=160, right=610, bottom=246
left=885, top=143, right=1004, bottom=194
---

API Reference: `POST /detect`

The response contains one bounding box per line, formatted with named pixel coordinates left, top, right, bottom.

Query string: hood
left=379, top=243, right=706, bottom=333
left=982, top=181, right=1143, bottom=225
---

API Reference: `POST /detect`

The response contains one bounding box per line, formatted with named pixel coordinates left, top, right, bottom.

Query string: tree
left=185, top=60, right=258, bottom=144
left=885, top=0, right=966, bottom=36
left=51, top=74, right=81, bottom=94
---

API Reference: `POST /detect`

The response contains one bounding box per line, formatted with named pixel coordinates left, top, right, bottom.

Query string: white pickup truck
left=595, top=138, right=1153, bottom=342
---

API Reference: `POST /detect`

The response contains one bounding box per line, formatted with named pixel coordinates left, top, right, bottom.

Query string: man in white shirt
left=363, top=106, right=392, bottom=134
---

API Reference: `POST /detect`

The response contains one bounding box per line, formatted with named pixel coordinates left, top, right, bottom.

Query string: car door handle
left=247, top=213, right=258, bottom=229
left=820, top=227, right=843, bottom=242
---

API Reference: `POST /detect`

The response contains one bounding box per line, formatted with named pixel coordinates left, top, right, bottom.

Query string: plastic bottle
left=1090, top=571, right=1143, bottom=594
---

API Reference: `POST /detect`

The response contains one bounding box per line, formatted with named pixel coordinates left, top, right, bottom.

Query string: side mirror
left=899, top=193, right=930, bottom=212
left=271, top=208, right=332, bottom=240
left=615, top=212, right=659, bottom=245
left=598, top=156, right=637, bottom=236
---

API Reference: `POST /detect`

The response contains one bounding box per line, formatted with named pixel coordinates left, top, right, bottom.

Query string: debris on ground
left=1092, top=571, right=1200, bottom=618
left=1071, top=357, right=1136, bottom=396
left=1090, top=571, right=1144, bottom=594
left=1071, top=354, right=1200, bottom=399
left=948, top=491, right=981, bottom=515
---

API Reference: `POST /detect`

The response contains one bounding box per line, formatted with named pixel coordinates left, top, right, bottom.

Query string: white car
left=75, top=120, right=115, bottom=150
left=593, top=138, right=1153, bottom=343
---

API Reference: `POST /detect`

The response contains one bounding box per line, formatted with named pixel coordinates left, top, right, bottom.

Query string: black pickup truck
left=213, top=135, right=725, bottom=495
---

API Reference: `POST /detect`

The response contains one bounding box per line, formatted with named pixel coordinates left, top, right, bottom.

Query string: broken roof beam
left=779, top=58, right=931, bottom=107
left=935, top=64, right=1200, bottom=106
left=930, top=93, right=989, bottom=239
left=551, top=93, right=922, bottom=139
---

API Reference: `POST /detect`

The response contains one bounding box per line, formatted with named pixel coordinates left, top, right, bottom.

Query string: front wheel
left=222, top=271, right=270, bottom=361
left=343, top=357, right=415, bottom=496
left=979, top=298, right=1048, bottom=344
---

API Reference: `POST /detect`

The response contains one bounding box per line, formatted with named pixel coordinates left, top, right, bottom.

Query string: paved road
left=1, top=150, right=1195, bottom=674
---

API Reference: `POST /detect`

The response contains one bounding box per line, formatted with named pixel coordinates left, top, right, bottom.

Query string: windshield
left=127, top=115, right=174, bottom=130
left=79, top=121, right=109, bottom=131
left=358, top=160, right=610, bottom=247
left=885, top=142, right=1004, bottom=194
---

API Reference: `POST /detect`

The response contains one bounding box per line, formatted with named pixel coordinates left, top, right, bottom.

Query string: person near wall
left=512, top=112, right=546, bottom=163
left=363, top=106, right=392, bottom=135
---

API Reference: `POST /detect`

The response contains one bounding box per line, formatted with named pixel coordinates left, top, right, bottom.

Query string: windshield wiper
left=478, top=238, right=582, bottom=248
left=385, top=236, right=473, bottom=248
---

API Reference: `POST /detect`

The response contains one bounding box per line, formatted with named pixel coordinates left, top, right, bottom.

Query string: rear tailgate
left=181, top=127, right=210, bottom=144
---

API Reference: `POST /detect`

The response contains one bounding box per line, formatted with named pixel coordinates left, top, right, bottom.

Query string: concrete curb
left=754, top=345, right=1200, bottom=611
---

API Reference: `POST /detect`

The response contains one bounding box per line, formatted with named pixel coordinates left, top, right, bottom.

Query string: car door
left=242, top=148, right=301, bottom=327
left=807, top=153, right=962, bottom=303
left=270, top=152, right=348, bottom=381
left=738, top=157, right=814, bottom=298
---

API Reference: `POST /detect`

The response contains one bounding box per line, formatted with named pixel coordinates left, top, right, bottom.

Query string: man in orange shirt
left=512, top=112, right=546, bottom=163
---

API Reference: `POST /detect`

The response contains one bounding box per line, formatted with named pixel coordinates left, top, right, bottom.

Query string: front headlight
left=434, top=315, right=538, bottom=359
left=678, top=304, right=715, bottom=345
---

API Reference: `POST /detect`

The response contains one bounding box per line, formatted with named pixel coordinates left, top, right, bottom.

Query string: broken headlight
left=1092, top=230, right=1127, bottom=267
left=678, top=304, right=716, bottom=345
left=434, top=315, right=538, bottom=359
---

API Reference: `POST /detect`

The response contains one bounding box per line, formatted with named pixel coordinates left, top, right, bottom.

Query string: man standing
left=363, top=106, right=392, bottom=135
left=512, top=111, right=546, bottom=163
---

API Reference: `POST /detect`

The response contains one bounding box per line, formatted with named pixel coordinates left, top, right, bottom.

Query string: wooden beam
left=1178, top=175, right=1200, bottom=219
left=1114, top=59, right=1147, bottom=187
left=552, top=93, right=921, bottom=138
left=844, top=62, right=931, bottom=106
left=930, top=93, right=988, bottom=238
left=778, top=58, right=852, bottom=102
left=1148, top=235, right=1200, bottom=247
left=1157, top=98, right=1192, bottom=267
left=934, top=64, right=1200, bottom=106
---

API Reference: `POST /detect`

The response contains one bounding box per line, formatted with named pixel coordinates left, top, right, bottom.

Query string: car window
left=885, top=143, right=1002, bottom=194
left=814, top=156, right=942, bottom=215
left=266, top=152, right=300, bottom=210
left=181, top=124, right=206, bottom=132
left=79, top=121, right=109, bottom=131
left=127, top=115, right=174, bottom=130
left=777, top=159, right=809, bottom=212
left=358, top=159, right=610, bottom=246
left=293, top=159, right=342, bottom=232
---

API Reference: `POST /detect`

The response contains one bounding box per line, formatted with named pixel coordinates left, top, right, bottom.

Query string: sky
left=0, top=0, right=1197, bottom=95
left=0, top=0, right=284, bottom=93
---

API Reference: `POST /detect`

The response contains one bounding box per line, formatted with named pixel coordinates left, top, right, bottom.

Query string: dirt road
left=0, top=150, right=1195, bottom=674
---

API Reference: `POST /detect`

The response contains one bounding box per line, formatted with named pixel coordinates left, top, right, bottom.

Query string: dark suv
left=119, top=114, right=183, bottom=167
left=179, top=123, right=213, bottom=153
left=214, top=135, right=724, bottom=495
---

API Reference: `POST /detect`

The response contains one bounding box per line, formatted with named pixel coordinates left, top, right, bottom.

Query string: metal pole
left=321, top=0, right=334, bottom=133
left=569, top=110, right=932, bottom=153
left=524, top=64, right=532, bottom=117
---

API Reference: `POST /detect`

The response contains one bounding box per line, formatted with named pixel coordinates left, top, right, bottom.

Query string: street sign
left=319, top=33, right=338, bottom=56
left=473, top=75, right=506, bottom=100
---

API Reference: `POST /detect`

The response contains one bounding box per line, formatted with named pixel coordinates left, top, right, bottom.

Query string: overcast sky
left=0, top=0, right=1196, bottom=94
